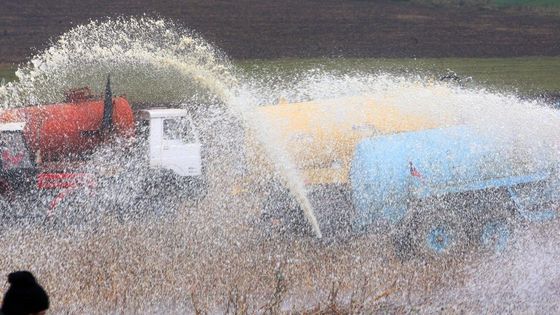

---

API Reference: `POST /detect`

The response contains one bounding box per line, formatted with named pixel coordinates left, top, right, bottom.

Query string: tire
left=467, top=189, right=515, bottom=255
left=479, top=219, right=511, bottom=254
left=419, top=219, right=462, bottom=257
left=180, top=176, right=208, bottom=203
left=393, top=203, right=468, bottom=261
left=152, top=169, right=208, bottom=203
left=132, top=175, right=180, bottom=220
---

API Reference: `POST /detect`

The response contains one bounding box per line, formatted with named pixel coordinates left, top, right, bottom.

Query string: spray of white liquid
left=229, top=89, right=323, bottom=237
left=0, top=17, right=559, bottom=313
left=0, top=17, right=236, bottom=107
left=0, top=16, right=323, bottom=237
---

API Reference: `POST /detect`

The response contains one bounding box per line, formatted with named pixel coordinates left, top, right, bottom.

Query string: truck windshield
left=163, top=118, right=196, bottom=143
left=0, top=131, right=32, bottom=171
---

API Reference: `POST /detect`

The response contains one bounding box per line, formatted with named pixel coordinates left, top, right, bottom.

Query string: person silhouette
left=0, top=271, right=49, bottom=315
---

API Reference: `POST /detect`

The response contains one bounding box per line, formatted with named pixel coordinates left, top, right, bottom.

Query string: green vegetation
left=0, top=65, right=16, bottom=83
left=239, top=57, right=560, bottom=95
left=493, top=0, right=560, bottom=6
left=403, top=0, right=560, bottom=6
left=2, top=57, right=560, bottom=95
left=392, top=0, right=560, bottom=11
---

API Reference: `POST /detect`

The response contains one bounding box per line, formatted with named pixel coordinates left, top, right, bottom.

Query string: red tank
left=0, top=90, right=135, bottom=162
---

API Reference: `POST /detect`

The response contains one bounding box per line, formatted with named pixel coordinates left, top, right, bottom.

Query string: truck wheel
left=180, top=176, right=208, bottom=202
left=411, top=207, right=467, bottom=260
left=127, top=170, right=194, bottom=220
left=424, top=224, right=454, bottom=254
left=479, top=219, right=511, bottom=254
left=153, top=169, right=208, bottom=204
left=133, top=177, right=180, bottom=219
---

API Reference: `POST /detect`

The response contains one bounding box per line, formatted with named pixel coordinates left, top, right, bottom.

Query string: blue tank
left=349, top=126, right=556, bottom=231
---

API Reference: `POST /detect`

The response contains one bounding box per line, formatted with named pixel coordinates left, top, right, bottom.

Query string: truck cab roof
left=0, top=122, right=25, bottom=131
left=137, top=108, right=189, bottom=119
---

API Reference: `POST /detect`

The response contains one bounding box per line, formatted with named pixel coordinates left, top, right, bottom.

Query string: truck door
left=0, top=128, right=35, bottom=202
left=155, top=117, right=201, bottom=177
left=0, top=130, right=34, bottom=173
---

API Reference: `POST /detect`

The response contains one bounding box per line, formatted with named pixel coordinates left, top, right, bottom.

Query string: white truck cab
left=136, top=108, right=202, bottom=177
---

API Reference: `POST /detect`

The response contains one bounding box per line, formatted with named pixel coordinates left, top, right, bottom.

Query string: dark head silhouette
left=1, top=271, right=49, bottom=315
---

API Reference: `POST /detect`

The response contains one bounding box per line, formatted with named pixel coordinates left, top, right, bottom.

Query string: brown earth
left=1, top=0, right=560, bottom=64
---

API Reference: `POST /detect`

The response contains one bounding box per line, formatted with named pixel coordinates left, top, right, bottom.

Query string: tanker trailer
left=249, top=96, right=559, bottom=257
left=0, top=78, right=206, bottom=223
left=350, top=125, right=559, bottom=258
left=246, top=96, right=442, bottom=237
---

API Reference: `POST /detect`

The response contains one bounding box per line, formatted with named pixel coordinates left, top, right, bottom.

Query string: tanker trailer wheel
left=397, top=206, right=468, bottom=261
left=468, top=191, right=514, bottom=255
left=423, top=224, right=454, bottom=255
left=478, top=219, right=511, bottom=254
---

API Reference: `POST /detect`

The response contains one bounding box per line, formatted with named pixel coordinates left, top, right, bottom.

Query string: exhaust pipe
left=102, top=74, right=113, bottom=133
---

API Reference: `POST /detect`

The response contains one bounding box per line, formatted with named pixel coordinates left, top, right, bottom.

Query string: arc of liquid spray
left=240, top=109, right=323, bottom=238
left=259, top=130, right=323, bottom=238
left=290, top=186, right=323, bottom=238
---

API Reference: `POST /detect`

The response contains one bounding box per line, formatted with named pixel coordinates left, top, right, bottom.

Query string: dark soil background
left=1, top=0, right=560, bottom=64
